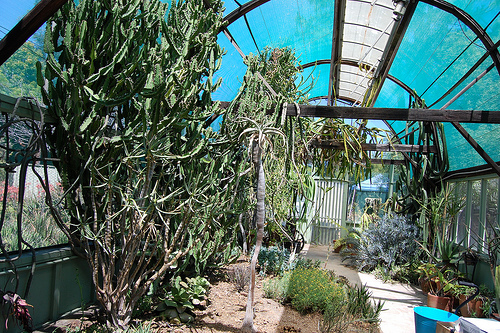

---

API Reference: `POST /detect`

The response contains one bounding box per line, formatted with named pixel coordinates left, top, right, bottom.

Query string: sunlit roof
left=1, top=0, right=500, bottom=174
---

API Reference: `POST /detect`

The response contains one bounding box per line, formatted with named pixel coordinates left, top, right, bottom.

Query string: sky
left=1, top=1, right=39, bottom=40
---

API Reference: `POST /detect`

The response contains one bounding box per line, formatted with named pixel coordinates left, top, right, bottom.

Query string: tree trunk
left=242, top=141, right=265, bottom=333
left=239, top=213, right=248, bottom=255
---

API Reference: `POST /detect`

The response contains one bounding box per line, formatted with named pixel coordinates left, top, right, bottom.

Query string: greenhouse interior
left=1, top=0, right=500, bottom=332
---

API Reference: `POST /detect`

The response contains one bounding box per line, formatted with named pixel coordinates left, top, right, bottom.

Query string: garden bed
left=40, top=264, right=321, bottom=332
left=39, top=260, right=380, bottom=333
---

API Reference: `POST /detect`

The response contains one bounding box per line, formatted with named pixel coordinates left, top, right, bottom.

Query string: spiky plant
left=37, top=0, right=240, bottom=328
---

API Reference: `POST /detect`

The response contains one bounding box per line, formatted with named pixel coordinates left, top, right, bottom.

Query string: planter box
left=0, top=245, right=94, bottom=332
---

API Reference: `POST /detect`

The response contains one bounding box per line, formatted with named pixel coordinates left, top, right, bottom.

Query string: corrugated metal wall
left=310, top=178, right=348, bottom=245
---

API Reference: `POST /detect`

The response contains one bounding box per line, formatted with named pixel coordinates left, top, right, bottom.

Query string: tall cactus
left=38, top=0, right=236, bottom=328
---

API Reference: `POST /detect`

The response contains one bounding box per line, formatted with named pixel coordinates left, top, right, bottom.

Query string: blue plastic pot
left=414, top=306, right=459, bottom=333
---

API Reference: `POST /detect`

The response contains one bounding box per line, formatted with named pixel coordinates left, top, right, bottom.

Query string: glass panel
left=455, top=181, right=468, bottom=245
left=0, top=163, right=68, bottom=250
left=485, top=178, right=500, bottom=248
left=469, top=180, right=481, bottom=248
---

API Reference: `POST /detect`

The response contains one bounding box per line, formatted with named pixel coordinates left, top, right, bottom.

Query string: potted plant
left=452, top=283, right=494, bottom=318
left=426, top=269, right=462, bottom=312
left=332, top=229, right=358, bottom=254
left=416, top=262, right=439, bottom=295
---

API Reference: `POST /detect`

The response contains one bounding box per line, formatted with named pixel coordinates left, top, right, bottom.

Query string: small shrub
left=262, top=271, right=292, bottom=302
left=132, top=294, right=153, bottom=318
left=227, top=265, right=251, bottom=291
left=345, top=284, right=384, bottom=322
left=256, top=246, right=321, bottom=276
left=342, top=214, right=420, bottom=272
left=263, top=268, right=383, bottom=333
left=321, top=284, right=383, bottom=333
left=292, top=256, right=322, bottom=271
left=287, top=268, right=345, bottom=313
left=373, top=262, right=420, bottom=284
left=257, top=246, right=291, bottom=275
left=161, top=276, right=210, bottom=310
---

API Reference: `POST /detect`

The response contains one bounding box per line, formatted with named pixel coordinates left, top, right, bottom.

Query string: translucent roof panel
left=2, top=0, right=500, bottom=175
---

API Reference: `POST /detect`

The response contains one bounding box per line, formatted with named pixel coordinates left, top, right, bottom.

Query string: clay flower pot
left=458, top=295, right=484, bottom=317
left=427, top=293, right=453, bottom=312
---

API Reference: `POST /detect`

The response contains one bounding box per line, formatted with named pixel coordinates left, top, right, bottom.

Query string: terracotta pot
left=458, top=295, right=484, bottom=317
left=427, top=293, right=453, bottom=312
left=419, top=277, right=431, bottom=295
left=333, top=240, right=343, bottom=253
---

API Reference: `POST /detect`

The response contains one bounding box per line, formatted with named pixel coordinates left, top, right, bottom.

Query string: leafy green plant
left=287, top=268, right=345, bottom=313
left=373, top=262, right=419, bottom=284
left=262, top=271, right=292, bottom=303
left=345, top=284, right=384, bottom=322
left=155, top=276, right=210, bottom=325
left=257, top=246, right=321, bottom=276
left=416, top=184, right=465, bottom=259
left=162, top=276, right=210, bottom=310
left=320, top=283, right=383, bottom=332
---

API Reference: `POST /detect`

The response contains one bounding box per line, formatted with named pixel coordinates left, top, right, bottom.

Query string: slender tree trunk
left=239, top=213, right=248, bottom=255
left=242, top=141, right=265, bottom=333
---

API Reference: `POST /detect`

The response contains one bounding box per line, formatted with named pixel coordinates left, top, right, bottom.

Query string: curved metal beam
left=223, top=0, right=271, bottom=27
left=420, top=0, right=500, bottom=75
left=300, top=59, right=423, bottom=105
left=308, top=95, right=356, bottom=105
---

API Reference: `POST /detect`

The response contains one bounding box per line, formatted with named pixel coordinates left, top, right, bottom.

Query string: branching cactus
left=37, top=0, right=239, bottom=329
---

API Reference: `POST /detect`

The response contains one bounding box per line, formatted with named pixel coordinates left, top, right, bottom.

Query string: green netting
left=3, top=0, right=500, bottom=173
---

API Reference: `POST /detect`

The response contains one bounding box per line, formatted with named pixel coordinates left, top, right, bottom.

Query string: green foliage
left=38, top=0, right=239, bottom=328
left=262, top=270, right=292, bottom=302
left=223, top=47, right=316, bottom=238
left=393, top=109, right=449, bottom=218
left=66, top=322, right=152, bottom=333
left=344, top=284, right=384, bottom=321
left=162, top=276, right=210, bottom=310
left=0, top=41, right=44, bottom=100
left=0, top=183, right=68, bottom=251
left=320, top=284, right=383, bottom=333
left=416, top=184, right=465, bottom=261
left=256, top=246, right=321, bottom=276
left=287, top=268, right=344, bottom=313
left=308, top=119, right=387, bottom=181
left=373, top=262, right=420, bottom=284
left=132, top=294, right=153, bottom=319
left=263, top=267, right=383, bottom=332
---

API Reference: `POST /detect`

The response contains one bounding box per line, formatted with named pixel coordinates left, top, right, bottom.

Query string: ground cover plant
left=263, top=267, right=383, bottom=332
left=257, top=245, right=321, bottom=276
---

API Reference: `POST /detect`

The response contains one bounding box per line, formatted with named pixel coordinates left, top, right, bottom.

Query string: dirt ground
left=150, top=276, right=323, bottom=333
left=40, top=264, right=322, bottom=333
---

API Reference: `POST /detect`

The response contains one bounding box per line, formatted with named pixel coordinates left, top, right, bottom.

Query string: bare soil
left=39, top=261, right=374, bottom=333
left=147, top=276, right=322, bottom=333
